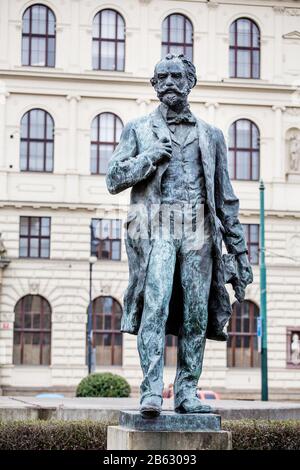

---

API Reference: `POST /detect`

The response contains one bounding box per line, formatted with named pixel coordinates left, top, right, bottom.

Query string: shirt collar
left=159, top=102, right=196, bottom=125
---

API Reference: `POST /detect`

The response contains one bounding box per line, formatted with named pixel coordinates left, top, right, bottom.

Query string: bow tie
left=166, top=113, right=196, bottom=125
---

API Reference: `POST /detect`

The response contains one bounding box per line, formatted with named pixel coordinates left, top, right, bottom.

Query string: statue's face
left=153, top=59, right=190, bottom=109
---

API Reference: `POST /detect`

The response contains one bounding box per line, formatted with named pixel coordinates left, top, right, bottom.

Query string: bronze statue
left=106, top=54, right=253, bottom=418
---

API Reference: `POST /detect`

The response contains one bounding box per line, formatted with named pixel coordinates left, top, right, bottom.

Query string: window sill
left=231, top=179, right=260, bottom=182
left=11, top=364, right=51, bottom=368
left=223, top=78, right=266, bottom=84
left=14, top=65, right=62, bottom=71
left=226, top=367, right=260, bottom=371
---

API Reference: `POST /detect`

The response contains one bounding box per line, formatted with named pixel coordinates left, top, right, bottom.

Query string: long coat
left=106, top=106, right=249, bottom=341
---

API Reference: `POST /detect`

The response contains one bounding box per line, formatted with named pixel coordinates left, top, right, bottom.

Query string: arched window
left=92, top=9, right=125, bottom=71
left=162, top=14, right=193, bottom=60
left=89, top=296, right=123, bottom=366
left=165, top=335, right=177, bottom=367
left=227, top=300, right=260, bottom=368
left=13, top=295, right=51, bottom=365
left=91, top=113, right=123, bottom=174
left=22, top=4, right=56, bottom=67
left=20, top=109, right=54, bottom=172
left=228, top=119, right=259, bottom=180
left=229, top=18, right=260, bottom=79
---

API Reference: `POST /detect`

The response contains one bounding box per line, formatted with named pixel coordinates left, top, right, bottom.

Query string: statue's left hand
left=234, top=252, right=253, bottom=302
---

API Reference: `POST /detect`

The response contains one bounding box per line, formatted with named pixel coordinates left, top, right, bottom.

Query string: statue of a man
left=289, top=134, right=300, bottom=172
left=106, top=54, right=253, bottom=418
left=0, top=233, right=7, bottom=259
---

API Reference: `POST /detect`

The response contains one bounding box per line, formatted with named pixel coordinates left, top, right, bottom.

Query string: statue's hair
left=150, top=53, right=197, bottom=89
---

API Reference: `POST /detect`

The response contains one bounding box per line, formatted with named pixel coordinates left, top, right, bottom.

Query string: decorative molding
left=286, top=107, right=300, bottom=116
left=16, top=184, right=55, bottom=193
left=273, top=6, right=285, bottom=14
left=272, top=105, right=286, bottom=112
left=283, top=31, right=300, bottom=40
left=28, top=279, right=40, bottom=294
left=285, top=9, right=300, bottom=16
left=136, top=98, right=151, bottom=106
left=205, top=101, right=219, bottom=109
left=66, top=94, right=81, bottom=102
left=100, top=284, right=111, bottom=294
left=286, top=128, right=300, bottom=174
left=206, top=1, right=219, bottom=9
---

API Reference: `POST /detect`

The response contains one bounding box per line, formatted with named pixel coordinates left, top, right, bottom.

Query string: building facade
left=0, top=0, right=300, bottom=398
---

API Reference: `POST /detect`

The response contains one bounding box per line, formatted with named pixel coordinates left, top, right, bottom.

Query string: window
left=227, top=300, right=260, bottom=368
left=228, top=119, right=259, bottom=180
left=89, top=296, right=123, bottom=366
left=91, top=219, right=121, bottom=261
left=242, top=224, right=259, bottom=265
left=165, top=335, right=178, bottom=367
left=19, top=216, right=51, bottom=258
left=92, top=9, right=125, bottom=71
left=162, top=14, right=193, bottom=60
left=20, top=109, right=54, bottom=172
left=22, top=4, right=56, bottom=67
left=13, top=295, right=51, bottom=365
left=229, top=18, right=260, bottom=79
left=90, top=112, right=123, bottom=174
left=287, top=327, right=300, bottom=368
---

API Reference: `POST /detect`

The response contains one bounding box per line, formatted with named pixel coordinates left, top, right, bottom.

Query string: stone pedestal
left=107, top=411, right=232, bottom=450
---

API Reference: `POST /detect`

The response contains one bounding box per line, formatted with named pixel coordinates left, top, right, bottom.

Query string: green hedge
left=76, top=372, right=131, bottom=398
left=223, top=419, right=300, bottom=450
left=0, top=420, right=114, bottom=450
left=0, top=419, right=299, bottom=450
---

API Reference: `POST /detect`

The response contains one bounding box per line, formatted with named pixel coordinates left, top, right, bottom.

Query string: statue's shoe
left=175, top=397, right=212, bottom=414
left=140, top=395, right=162, bottom=419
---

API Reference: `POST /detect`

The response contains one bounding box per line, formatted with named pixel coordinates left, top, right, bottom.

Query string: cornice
left=239, top=209, right=300, bottom=219
left=0, top=69, right=299, bottom=96
left=0, top=201, right=129, bottom=212
left=0, top=201, right=299, bottom=219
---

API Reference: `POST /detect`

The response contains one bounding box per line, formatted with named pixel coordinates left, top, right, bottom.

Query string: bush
left=0, top=420, right=115, bottom=450
left=76, top=372, right=131, bottom=398
left=223, top=419, right=300, bottom=450
left=0, top=419, right=299, bottom=450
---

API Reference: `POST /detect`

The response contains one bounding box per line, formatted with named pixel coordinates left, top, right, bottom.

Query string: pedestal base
left=107, top=411, right=232, bottom=450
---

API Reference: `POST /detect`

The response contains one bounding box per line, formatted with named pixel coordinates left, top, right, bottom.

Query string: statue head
left=150, top=53, right=197, bottom=110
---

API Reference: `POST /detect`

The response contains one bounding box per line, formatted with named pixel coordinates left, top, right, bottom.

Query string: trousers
left=137, top=217, right=213, bottom=408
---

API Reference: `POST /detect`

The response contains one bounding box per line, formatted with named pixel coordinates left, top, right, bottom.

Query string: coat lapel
left=151, top=106, right=170, bottom=142
left=183, top=125, right=198, bottom=147
left=197, top=118, right=216, bottom=215
left=150, top=107, right=171, bottom=180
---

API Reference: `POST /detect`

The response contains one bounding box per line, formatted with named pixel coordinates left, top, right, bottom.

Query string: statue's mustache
left=158, top=87, right=185, bottom=97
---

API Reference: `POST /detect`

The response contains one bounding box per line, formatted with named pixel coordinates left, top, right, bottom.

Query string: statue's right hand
left=147, top=137, right=172, bottom=165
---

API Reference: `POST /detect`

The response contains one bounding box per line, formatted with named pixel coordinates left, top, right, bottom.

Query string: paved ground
left=0, top=396, right=300, bottom=421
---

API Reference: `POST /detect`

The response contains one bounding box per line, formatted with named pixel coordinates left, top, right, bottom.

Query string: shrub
left=0, top=420, right=115, bottom=450
left=76, top=372, right=131, bottom=398
left=0, top=419, right=299, bottom=450
left=223, top=419, right=300, bottom=450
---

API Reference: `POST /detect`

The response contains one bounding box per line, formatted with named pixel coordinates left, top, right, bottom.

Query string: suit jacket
left=106, top=106, right=249, bottom=341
